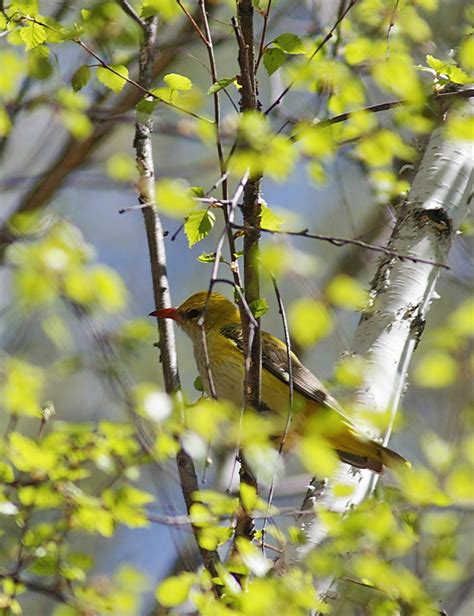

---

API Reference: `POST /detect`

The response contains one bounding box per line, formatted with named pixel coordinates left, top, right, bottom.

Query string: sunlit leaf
left=96, top=64, right=129, bottom=93
left=184, top=209, right=216, bottom=247
left=164, top=72, right=192, bottom=91
left=289, top=298, right=333, bottom=347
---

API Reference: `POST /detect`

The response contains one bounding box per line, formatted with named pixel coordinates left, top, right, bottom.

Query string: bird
left=150, top=291, right=407, bottom=473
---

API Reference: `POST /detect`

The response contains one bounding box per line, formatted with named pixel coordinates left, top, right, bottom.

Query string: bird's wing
left=220, top=324, right=346, bottom=415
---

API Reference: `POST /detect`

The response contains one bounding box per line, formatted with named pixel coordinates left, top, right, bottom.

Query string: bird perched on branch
left=150, top=291, right=407, bottom=473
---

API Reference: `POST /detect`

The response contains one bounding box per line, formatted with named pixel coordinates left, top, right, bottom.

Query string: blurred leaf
left=142, top=0, right=181, bottom=21
left=155, top=573, right=195, bottom=607
left=106, top=153, right=136, bottom=182
left=334, top=355, right=366, bottom=388
left=421, top=432, right=454, bottom=471
left=236, top=537, right=272, bottom=576
left=60, top=110, right=93, bottom=140
left=460, top=36, right=474, bottom=71
left=2, top=358, right=44, bottom=417
left=326, top=274, right=367, bottom=310
left=155, top=178, right=195, bottom=217
left=289, top=298, right=333, bottom=347
left=71, top=64, right=91, bottom=91
left=414, top=352, right=457, bottom=388
left=445, top=114, right=474, bottom=141
left=261, top=204, right=284, bottom=231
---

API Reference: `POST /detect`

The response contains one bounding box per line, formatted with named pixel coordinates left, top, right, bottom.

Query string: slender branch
left=0, top=574, right=70, bottom=604
left=231, top=0, right=263, bottom=553
left=130, top=11, right=222, bottom=584
left=117, top=0, right=146, bottom=29
left=0, top=5, right=216, bottom=262
left=255, top=0, right=273, bottom=71
left=295, top=87, right=474, bottom=131
left=230, top=223, right=450, bottom=269
left=261, top=275, right=294, bottom=547
left=264, top=0, right=357, bottom=115
left=177, top=0, right=209, bottom=45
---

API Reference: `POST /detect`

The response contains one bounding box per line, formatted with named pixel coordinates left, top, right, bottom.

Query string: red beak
left=149, top=307, right=180, bottom=321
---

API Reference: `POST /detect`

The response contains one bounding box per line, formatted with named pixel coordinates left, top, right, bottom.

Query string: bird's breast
left=193, top=335, right=245, bottom=406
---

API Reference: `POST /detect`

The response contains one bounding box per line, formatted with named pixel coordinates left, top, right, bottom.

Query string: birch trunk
left=275, top=101, right=473, bottom=574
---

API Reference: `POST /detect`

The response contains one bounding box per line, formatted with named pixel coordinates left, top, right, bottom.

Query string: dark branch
left=230, top=223, right=450, bottom=269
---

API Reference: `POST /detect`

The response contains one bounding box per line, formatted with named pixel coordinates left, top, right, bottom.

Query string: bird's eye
left=186, top=308, right=201, bottom=319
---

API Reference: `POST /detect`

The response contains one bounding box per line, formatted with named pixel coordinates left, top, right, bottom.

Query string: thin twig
left=18, top=16, right=212, bottom=124
left=261, top=275, right=295, bottom=551
left=265, top=0, right=357, bottom=115
left=130, top=11, right=222, bottom=585
left=118, top=0, right=146, bottom=29
left=255, top=0, right=273, bottom=71
left=230, top=223, right=450, bottom=269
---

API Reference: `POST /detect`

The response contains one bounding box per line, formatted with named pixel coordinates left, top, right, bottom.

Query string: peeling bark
left=275, top=101, right=473, bottom=575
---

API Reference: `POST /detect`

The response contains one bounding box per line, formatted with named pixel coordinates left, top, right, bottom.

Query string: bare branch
left=265, top=0, right=357, bottom=115
left=117, top=0, right=146, bottom=30
left=131, top=12, right=222, bottom=584
left=230, top=223, right=450, bottom=269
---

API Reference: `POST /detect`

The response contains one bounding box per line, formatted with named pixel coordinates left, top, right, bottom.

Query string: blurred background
left=0, top=1, right=472, bottom=614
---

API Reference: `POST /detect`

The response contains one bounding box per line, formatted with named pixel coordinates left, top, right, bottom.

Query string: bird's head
left=149, top=291, right=240, bottom=338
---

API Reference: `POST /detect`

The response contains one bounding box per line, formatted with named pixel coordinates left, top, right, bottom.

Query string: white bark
left=274, top=100, right=473, bottom=573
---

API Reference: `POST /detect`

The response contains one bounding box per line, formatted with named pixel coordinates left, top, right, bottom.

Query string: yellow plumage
left=151, top=291, right=407, bottom=473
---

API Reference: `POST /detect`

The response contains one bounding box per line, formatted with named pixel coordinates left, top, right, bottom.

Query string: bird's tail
left=333, top=433, right=410, bottom=474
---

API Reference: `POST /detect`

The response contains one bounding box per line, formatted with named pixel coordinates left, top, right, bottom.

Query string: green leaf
left=60, top=110, right=93, bottom=140
left=207, top=77, right=237, bottom=95
left=163, top=72, right=192, bottom=91
left=189, top=185, right=205, bottom=197
left=155, top=178, right=195, bottom=217
left=263, top=48, right=285, bottom=75
left=71, top=65, right=91, bottom=91
left=2, top=358, right=44, bottom=417
left=414, top=352, right=457, bottom=388
left=460, top=36, right=474, bottom=71
left=19, top=23, right=47, bottom=50
left=106, top=153, right=136, bottom=182
left=96, top=65, right=129, bottom=93
left=197, top=251, right=217, bottom=263
left=193, top=375, right=204, bottom=392
left=184, top=209, right=216, bottom=247
left=156, top=573, right=195, bottom=607
left=136, top=95, right=159, bottom=115
left=289, top=298, right=333, bottom=347
left=142, top=0, right=181, bottom=21
left=260, top=204, right=283, bottom=231
left=272, top=33, right=305, bottom=54
left=326, top=274, right=367, bottom=309
left=9, top=433, right=57, bottom=473
left=249, top=298, right=268, bottom=318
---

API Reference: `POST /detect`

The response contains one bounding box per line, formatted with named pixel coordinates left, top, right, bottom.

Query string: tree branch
left=232, top=0, right=263, bottom=550
left=131, top=12, right=222, bottom=584
left=230, top=223, right=450, bottom=268
left=0, top=5, right=214, bottom=262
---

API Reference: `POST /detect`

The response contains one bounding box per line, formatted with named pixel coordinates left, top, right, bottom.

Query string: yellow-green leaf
left=184, top=209, right=216, bottom=247
left=96, top=65, right=129, bottom=93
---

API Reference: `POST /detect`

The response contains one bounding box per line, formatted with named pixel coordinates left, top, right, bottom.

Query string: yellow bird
left=150, top=291, right=406, bottom=473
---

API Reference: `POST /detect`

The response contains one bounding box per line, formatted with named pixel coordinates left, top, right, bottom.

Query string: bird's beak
left=149, top=307, right=180, bottom=321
